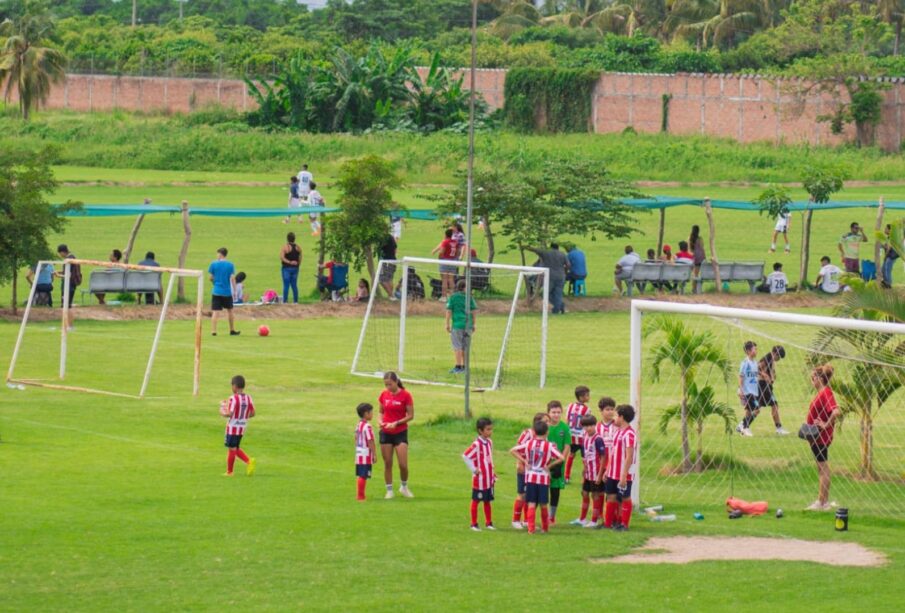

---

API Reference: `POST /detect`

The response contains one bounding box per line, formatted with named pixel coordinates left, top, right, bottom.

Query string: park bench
left=83, top=269, right=162, bottom=304
left=626, top=263, right=693, bottom=296
left=694, top=262, right=765, bottom=293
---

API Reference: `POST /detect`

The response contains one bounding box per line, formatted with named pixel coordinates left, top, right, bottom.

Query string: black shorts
left=810, top=443, right=829, bottom=463
left=516, top=472, right=526, bottom=495
left=525, top=482, right=549, bottom=505
left=355, top=464, right=372, bottom=479
left=224, top=433, right=243, bottom=448
left=742, top=394, right=759, bottom=411
left=604, top=477, right=632, bottom=501
left=379, top=430, right=408, bottom=446
left=472, top=487, right=495, bottom=502
left=61, top=285, right=77, bottom=307
left=570, top=443, right=584, bottom=457
left=757, top=381, right=777, bottom=407
left=211, top=294, right=233, bottom=311
left=550, top=463, right=563, bottom=480
left=582, top=479, right=604, bottom=494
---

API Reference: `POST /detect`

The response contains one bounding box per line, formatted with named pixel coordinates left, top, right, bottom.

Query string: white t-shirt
left=297, top=170, right=313, bottom=195
left=617, top=252, right=642, bottom=274
left=739, top=358, right=759, bottom=396
left=766, top=271, right=788, bottom=294
left=308, top=189, right=324, bottom=207
left=232, top=282, right=244, bottom=303
left=819, top=264, right=841, bottom=293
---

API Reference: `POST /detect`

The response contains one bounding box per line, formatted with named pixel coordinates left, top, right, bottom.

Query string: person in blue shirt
left=735, top=341, right=759, bottom=437
left=138, top=251, right=161, bottom=305
left=208, top=247, right=239, bottom=336
left=566, top=244, right=587, bottom=295
left=26, top=262, right=54, bottom=306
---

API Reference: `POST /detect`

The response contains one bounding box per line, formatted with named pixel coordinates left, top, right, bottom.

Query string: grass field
left=2, top=313, right=905, bottom=610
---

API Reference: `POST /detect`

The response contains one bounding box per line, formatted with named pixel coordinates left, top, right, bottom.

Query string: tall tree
left=0, top=2, right=67, bottom=120
left=879, top=0, right=905, bottom=55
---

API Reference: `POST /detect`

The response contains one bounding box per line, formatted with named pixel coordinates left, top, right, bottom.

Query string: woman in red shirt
left=806, top=364, right=841, bottom=511
left=431, top=228, right=459, bottom=299
left=378, top=371, right=415, bottom=499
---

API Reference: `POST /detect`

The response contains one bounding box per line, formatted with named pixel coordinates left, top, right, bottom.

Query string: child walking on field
left=462, top=418, right=496, bottom=531
left=355, top=403, right=377, bottom=500
left=220, top=375, right=256, bottom=477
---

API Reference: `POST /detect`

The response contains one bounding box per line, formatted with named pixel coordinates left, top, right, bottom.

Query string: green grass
left=2, top=313, right=905, bottom=610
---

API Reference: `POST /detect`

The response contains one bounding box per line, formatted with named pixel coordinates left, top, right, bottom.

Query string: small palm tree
left=658, top=382, right=735, bottom=473
left=646, top=315, right=732, bottom=473
left=0, top=7, right=67, bottom=121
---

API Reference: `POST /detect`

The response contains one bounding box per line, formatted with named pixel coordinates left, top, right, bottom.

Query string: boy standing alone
left=445, top=279, right=477, bottom=374
left=463, top=418, right=496, bottom=531
left=221, top=375, right=256, bottom=477
left=209, top=247, right=239, bottom=336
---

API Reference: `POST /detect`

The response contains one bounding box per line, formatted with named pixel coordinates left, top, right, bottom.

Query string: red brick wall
left=22, top=71, right=905, bottom=151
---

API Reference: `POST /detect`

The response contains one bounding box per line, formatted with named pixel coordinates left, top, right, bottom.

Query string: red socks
left=565, top=454, right=575, bottom=480
left=621, top=500, right=633, bottom=528
left=226, top=450, right=236, bottom=473
left=526, top=505, right=537, bottom=534
left=470, top=500, right=479, bottom=525
left=235, top=449, right=250, bottom=463
left=356, top=477, right=367, bottom=500
left=483, top=501, right=492, bottom=526
left=540, top=506, right=549, bottom=532
left=513, top=499, right=524, bottom=523
left=592, top=497, right=604, bottom=523
left=604, top=501, right=618, bottom=528
left=579, top=497, right=590, bottom=521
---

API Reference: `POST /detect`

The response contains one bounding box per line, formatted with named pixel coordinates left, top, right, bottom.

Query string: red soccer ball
left=258, top=325, right=270, bottom=337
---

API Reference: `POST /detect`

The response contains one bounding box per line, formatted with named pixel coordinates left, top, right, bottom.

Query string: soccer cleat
left=485, top=524, right=496, bottom=531
left=223, top=472, right=234, bottom=477
left=511, top=521, right=523, bottom=530
left=399, top=486, right=414, bottom=498
left=613, top=523, right=628, bottom=532
left=246, top=457, right=256, bottom=477
left=739, top=427, right=753, bottom=437
left=470, top=524, right=481, bottom=532
left=569, top=518, right=584, bottom=526
left=230, top=330, right=241, bottom=336
left=449, top=366, right=462, bottom=374
left=583, top=520, right=598, bottom=528
left=384, top=490, right=395, bottom=500
left=776, top=427, right=790, bottom=435
left=549, top=517, right=556, bottom=526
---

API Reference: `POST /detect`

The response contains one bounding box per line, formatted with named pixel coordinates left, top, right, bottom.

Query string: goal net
left=631, top=300, right=905, bottom=519
left=6, top=259, right=205, bottom=399
left=352, top=257, right=549, bottom=390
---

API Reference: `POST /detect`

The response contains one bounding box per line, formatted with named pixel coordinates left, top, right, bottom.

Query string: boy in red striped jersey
left=462, top=417, right=496, bottom=531
left=604, top=405, right=637, bottom=531
left=572, top=414, right=606, bottom=527
left=221, top=375, right=256, bottom=477
left=510, top=419, right=563, bottom=534
left=596, top=397, right=617, bottom=452
left=565, top=385, right=590, bottom=483
left=355, top=403, right=378, bottom=501
left=511, top=412, right=548, bottom=530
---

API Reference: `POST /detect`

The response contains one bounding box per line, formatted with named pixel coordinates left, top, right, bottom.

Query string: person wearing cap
left=659, top=245, right=674, bottom=264
left=838, top=222, right=867, bottom=274
left=757, top=345, right=789, bottom=435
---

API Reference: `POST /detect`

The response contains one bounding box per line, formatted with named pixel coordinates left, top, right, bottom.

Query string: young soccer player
left=545, top=401, right=571, bottom=525
left=596, top=396, right=617, bottom=450
left=221, top=375, right=256, bottom=477
left=510, top=419, right=563, bottom=534
left=511, top=412, right=548, bottom=529
left=463, top=417, right=496, bottom=531
left=355, top=403, right=377, bottom=501
left=575, top=414, right=606, bottom=527
left=736, top=341, right=760, bottom=437
left=604, top=405, right=636, bottom=531
left=565, top=385, right=591, bottom=483
left=758, top=345, right=789, bottom=435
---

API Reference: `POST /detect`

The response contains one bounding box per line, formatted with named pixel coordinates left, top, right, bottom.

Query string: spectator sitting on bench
left=675, top=241, right=694, bottom=265
left=26, top=262, right=54, bottom=306
left=137, top=251, right=161, bottom=305
left=566, top=243, right=587, bottom=294
left=758, top=262, right=788, bottom=294
left=815, top=256, right=842, bottom=294
left=395, top=266, right=426, bottom=300
left=96, top=249, right=123, bottom=305
left=614, top=245, right=641, bottom=295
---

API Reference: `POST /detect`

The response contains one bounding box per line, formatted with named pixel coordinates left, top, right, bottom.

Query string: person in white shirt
left=815, top=255, right=842, bottom=294
left=762, top=262, right=788, bottom=294
left=297, top=164, right=313, bottom=197
left=307, top=182, right=324, bottom=236
left=770, top=210, right=791, bottom=254
left=613, top=245, right=641, bottom=295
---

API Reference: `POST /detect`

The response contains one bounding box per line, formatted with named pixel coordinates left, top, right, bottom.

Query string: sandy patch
left=592, top=536, right=886, bottom=567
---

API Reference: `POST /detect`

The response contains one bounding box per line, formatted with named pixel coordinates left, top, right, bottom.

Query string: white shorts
left=288, top=198, right=301, bottom=209
left=775, top=219, right=789, bottom=232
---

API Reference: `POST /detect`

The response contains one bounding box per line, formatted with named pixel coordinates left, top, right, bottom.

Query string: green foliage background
left=503, top=68, right=598, bottom=133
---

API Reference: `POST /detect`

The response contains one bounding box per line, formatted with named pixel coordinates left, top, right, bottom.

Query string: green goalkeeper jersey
left=548, top=420, right=570, bottom=489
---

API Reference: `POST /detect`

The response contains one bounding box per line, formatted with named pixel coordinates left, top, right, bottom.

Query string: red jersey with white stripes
left=566, top=402, right=589, bottom=444
left=225, top=393, right=255, bottom=435
left=355, top=420, right=375, bottom=465
left=596, top=420, right=617, bottom=451
left=514, top=439, right=563, bottom=485
left=582, top=432, right=607, bottom=481
left=514, top=428, right=532, bottom=472
left=463, top=436, right=496, bottom=490
left=606, top=426, right=637, bottom=481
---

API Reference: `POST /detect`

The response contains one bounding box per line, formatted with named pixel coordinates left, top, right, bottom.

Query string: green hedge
left=503, top=68, right=598, bottom=133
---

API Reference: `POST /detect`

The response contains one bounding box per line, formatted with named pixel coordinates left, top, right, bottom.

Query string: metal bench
left=83, top=269, right=162, bottom=303
left=694, top=262, right=734, bottom=294
left=627, top=263, right=692, bottom=296
left=693, top=262, right=765, bottom=293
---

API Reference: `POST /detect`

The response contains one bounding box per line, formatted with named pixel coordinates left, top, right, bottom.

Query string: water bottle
left=644, top=505, right=663, bottom=513
left=693, top=512, right=704, bottom=520
left=651, top=514, right=676, bottom=522
left=835, top=508, right=849, bottom=531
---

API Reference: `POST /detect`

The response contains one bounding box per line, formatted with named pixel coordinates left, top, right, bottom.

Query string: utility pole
left=463, top=0, right=478, bottom=419
left=132, top=0, right=137, bottom=27
left=178, top=0, right=184, bottom=22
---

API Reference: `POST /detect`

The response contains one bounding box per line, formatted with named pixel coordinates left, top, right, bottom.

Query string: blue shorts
left=525, top=483, right=549, bottom=505
left=604, top=477, right=632, bottom=501
left=439, top=263, right=458, bottom=275
left=356, top=464, right=372, bottom=479
left=472, top=487, right=494, bottom=502
left=516, top=472, right=526, bottom=495
left=224, top=434, right=243, bottom=448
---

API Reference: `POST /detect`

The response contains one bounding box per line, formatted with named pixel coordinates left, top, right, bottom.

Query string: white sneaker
left=739, top=427, right=753, bottom=437
left=384, top=490, right=395, bottom=500
left=582, top=520, right=598, bottom=528
left=735, top=423, right=744, bottom=434
left=776, top=427, right=790, bottom=435
left=805, top=501, right=830, bottom=511
left=399, top=486, right=414, bottom=498
left=511, top=521, right=523, bottom=530
left=470, top=525, right=481, bottom=532
left=485, top=524, right=496, bottom=531
left=569, top=518, right=584, bottom=526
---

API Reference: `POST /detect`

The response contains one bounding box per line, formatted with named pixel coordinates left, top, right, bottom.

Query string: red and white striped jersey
left=514, top=428, right=532, bottom=472
left=514, top=439, right=563, bottom=485
left=582, top=432, right=607, bottom=481
left=463, top=436, right=496, bottom=490
left=225, top=393, right=255, bottom=435
left=355, top=420, right=375, bottom=465
left=596, top=420, right=617, bottom=450
left=605, top=426, right=637, bottom=481
left=566, top=402, right=589, bottom=444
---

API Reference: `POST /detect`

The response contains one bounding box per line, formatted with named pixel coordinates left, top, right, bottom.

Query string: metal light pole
left=463, top=0, right=478, bottom=419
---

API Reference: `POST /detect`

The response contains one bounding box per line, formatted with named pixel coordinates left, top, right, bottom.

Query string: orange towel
left=726, top=497, right=769, bottom=516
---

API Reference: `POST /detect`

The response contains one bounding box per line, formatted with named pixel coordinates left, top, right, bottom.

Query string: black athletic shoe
left=613, top=523, right=628, bottom=532
left=230, top=330, right=241, bottom=336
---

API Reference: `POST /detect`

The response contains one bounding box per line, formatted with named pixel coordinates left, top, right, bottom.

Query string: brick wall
left=24, top=71, right=905, bottom=151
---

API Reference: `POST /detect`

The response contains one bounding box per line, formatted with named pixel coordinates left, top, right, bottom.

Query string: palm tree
left=669, top=0, right=766, bottom=49
left=646, top=316, right=732, bottom=473
left=658, top=382, right=735, bottom=472
left=0, top=8, right=67, bottom=121
left=487, top=0, right=541, bottom=38
left=879, top=0, right=905, bottom=55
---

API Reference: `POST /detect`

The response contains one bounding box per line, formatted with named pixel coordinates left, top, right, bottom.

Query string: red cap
left=663, top=244, right=672, bottom=252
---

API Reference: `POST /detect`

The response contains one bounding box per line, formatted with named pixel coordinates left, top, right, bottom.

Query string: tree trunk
left=874, top=198, right=885, bottom=285
left=11, top=261, right=18, bottom=316
left=694, top=418, right=704, bottom=473
left=122, top=213, right=146, bottom=263
left=657, top=208, right=665, bottom=257
left=177, top=201, right=191, bottom=302
left=680, top=376, right=692, bottom=473
left=798, top=206, right=814, bottom=290
left=896, top=20, right=902, bottom=56
left=364, top=245, right=375, bottom=282
left=704, top=199, right=721, bottom=292
left=860, top=405, right=878, bottom=480
left=132, top=0, right=138, bottom=27
left=483, top=216, right=495, bottom=263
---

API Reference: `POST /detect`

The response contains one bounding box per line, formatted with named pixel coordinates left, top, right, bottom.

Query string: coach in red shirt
left=378, top=372, right=415, bottom=500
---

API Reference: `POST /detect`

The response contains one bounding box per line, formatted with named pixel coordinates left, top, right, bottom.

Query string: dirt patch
left=592, top=536, right=887, bottom=567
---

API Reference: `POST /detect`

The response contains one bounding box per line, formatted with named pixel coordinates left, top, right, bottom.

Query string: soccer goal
left=351, top=257, right=549, bottom=390
left=629, top=300, right=905, bottom=518
left=6, top=258, right=205, bottom=399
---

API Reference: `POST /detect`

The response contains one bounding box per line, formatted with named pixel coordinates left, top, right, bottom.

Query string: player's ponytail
left=384, top=371, right=405, bottom=390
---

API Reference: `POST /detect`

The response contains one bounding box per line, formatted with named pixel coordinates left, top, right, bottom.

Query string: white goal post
left=351, top=256, right=550, bottom=390
left=6, top=258, right=205, bottom=399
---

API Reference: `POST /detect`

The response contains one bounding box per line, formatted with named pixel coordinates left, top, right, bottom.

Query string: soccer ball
left=258, top=325, right=270, bottom=337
